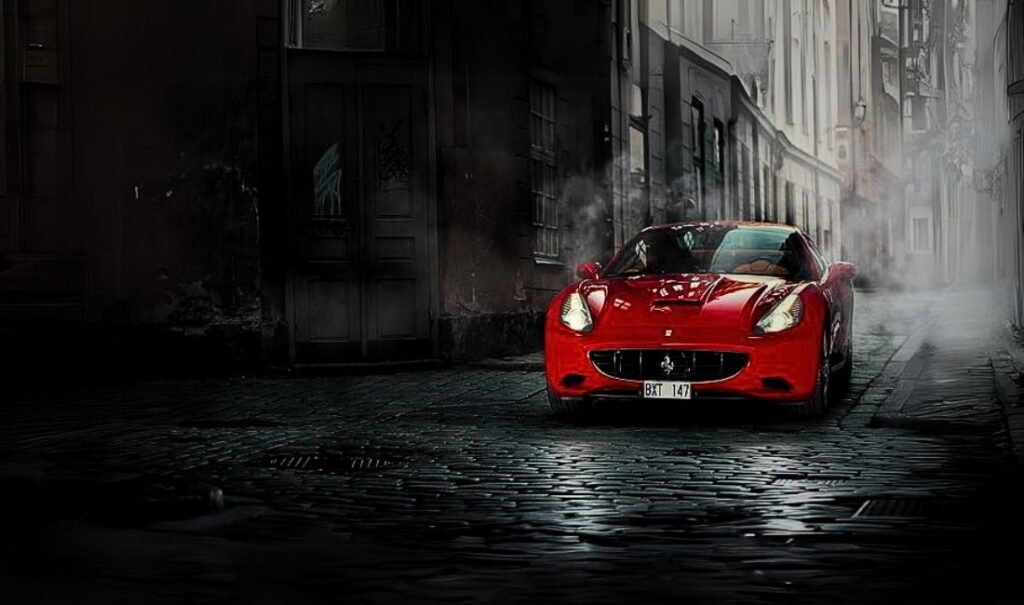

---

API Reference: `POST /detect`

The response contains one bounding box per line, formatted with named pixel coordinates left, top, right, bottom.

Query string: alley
left=2, top=287, right=1023, bottom=604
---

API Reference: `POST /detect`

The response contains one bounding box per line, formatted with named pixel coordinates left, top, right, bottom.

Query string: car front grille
left=589, top=349, right=748, bottom=382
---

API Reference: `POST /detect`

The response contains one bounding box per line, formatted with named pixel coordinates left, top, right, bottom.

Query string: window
left=824, top=41, right=833, bottom=148
left=767, top=37, right=775, bottom=112
left=713, top=122, right=724, bottom=167
left=800, top=2, right=808, bottom=133
left=629, top=125, right=646, bottom=185
left=825, top=199, right=834, bottom=256
left=669, top=0, right=684, bottom=34
left=630, top=83, right=643, bottom=119
left=691, top=98, right=706, bottom=216
left=770, top=174, right=779, bottom=222
left=912, top=217, right=930, bottom=252
left=715, top=120, right=726, bottom=207
left=742, top=147, right=752, bottom=219
left=801, top=191, right=810, bottom=230
left=910, top=96, right=928, bottom=131
left=712, top=0, right=755, bottom=40
left=784, top=181, right=796, bottom=225
left=738, top=0, right=751, bottom=35
left=815, top=194, right=824, bottom=244
left=629, top=83, right=647, bottom=189
left=616, top=0, right=633, bottom=66
left=531, top=81, right=559, bottom=258
left=293, top=0, right=393, bottom=50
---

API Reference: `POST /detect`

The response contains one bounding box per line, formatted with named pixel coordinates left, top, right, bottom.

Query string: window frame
left=912, top=216, right=931, bottom=252
left=285, top=0, right=398, bottom=52
left=530, top=80, right=560, bottom=260
left=691, top=97, right=706, bottom=217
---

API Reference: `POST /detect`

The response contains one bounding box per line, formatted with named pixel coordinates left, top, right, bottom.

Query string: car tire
left=547, top=389, right=590, bottom=417
left=787, top=333, right=830, bottom=418
left=835, top=339, right=853, bottom=388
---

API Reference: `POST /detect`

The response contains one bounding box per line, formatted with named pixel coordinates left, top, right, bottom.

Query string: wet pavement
left=2, top=287, right=1023, bottom=604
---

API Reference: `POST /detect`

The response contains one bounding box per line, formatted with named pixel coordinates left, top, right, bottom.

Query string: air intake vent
left=590, top=349, right=747, bottom=382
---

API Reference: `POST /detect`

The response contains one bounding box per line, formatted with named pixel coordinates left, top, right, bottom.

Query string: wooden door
left=287, top=55, right=432, bottom=363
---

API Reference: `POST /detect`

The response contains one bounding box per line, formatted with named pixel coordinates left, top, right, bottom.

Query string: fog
left=558, top=1, right=1015, bottom=332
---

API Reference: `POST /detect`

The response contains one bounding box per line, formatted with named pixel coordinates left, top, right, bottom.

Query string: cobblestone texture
left=2, top=288, right=1023, bottom=604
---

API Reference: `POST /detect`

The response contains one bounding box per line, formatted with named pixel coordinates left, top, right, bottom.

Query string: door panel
left=307, top=279, right=354, bottom=340
left=287, top=55, right=433, bottom=363
left=363, top=82, right=430, bottom=357
left=290, top=77, right=363, bottom=363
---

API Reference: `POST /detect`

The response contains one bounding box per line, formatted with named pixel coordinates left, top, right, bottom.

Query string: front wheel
left=547, top=389, right=591, bottom=417
left=786, top=333, right=830, bottom=418
left=834, top=339, right=853, bottom=393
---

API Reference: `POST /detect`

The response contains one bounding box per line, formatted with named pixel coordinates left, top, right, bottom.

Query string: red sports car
left=545, top=221, right=856, bottom=417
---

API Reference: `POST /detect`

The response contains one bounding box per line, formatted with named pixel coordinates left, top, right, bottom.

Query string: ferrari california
left=545, top=221, right=856, bottom=417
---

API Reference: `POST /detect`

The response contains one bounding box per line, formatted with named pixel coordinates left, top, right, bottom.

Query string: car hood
left=580, top=273, right=802, bottom=332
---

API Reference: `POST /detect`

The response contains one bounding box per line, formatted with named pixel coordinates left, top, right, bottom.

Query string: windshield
left=603, top=225, right=807, bottom=279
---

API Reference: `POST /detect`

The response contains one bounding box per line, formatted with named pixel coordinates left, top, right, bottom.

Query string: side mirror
left=830, top=261, right=857, bottom=280
left=576, top=260, right=602, bottom=280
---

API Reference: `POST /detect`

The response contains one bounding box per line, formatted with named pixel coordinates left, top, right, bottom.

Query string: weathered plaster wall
left=65, top=0, right=267, bottom=373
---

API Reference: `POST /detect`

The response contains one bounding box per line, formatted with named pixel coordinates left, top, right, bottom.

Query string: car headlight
left=560, top=292, right=593, bottom=333
left=754, top=293, right=803, bottom=334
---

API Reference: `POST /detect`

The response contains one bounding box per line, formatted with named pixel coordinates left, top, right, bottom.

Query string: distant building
left=837, top=0, right=905, bottom=287
left=900, top=0, right=980, bottom=288
left=978, top=0, right=1024, bottom=320
left=636, top=0, right=844, bottom=260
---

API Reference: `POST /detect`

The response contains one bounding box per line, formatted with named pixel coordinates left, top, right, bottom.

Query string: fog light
left=561, top=374, right=585, bottom=387
left=762, top=377, right=792, bottom=391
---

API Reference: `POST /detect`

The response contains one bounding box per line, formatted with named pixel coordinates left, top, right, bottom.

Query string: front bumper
left=545, top=322, right=821, bottom=403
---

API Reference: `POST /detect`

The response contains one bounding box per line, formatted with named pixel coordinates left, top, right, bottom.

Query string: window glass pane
left=530, top=80, right=559, bottom=257
left=302, top=0, right=388, bottom=50
left=629, top=126, right=646, bottom=176
left=913, top=218, right=929, bottom=251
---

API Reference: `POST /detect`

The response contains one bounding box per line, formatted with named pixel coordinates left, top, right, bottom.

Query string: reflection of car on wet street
left=545, top=221, right=857, bottom=417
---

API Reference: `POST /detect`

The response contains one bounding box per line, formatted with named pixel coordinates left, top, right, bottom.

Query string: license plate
left=642, top=381, right=692, bottom=400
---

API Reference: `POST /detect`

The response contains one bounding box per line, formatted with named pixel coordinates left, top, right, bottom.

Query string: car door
left=803, top=234, right=851, bottom=361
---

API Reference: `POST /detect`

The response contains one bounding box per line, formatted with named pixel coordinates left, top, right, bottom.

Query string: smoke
left=833, top=2, right=1017, bottom=332
left=561, top=155, right=689, bottom=278
left=559, top=152, right=641, bottom=271
left=561, top=170, right=611, bottom=270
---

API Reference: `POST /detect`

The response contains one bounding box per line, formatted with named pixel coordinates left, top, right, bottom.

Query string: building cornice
left=773, top=128, right=844, bottom=183
left=669, top=31, right=737, bottom=79
left=660, top=26, right=843, bottom=184
left=729, top=77, right=843, bottom=183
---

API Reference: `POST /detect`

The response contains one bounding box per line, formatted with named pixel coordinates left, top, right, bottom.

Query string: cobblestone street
left=3, top=288, right=1024, bottom=604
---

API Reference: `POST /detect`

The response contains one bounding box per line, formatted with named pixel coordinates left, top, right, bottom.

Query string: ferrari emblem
left=664, top=328, right=673, bottom=337
left=661, top=354, right=674, bottom=376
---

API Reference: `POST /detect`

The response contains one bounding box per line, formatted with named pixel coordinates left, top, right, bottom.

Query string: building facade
left=978, top=0, right=1024, bottom=321
left=0, top=0, right=850, bottom=375
left=0, top=0, right=619, bottom=373
left=837, top=0, right=905, bottom=287
left=635, top=0, right=844, bottom=260
left=899, top=0, right=980, bottom=288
